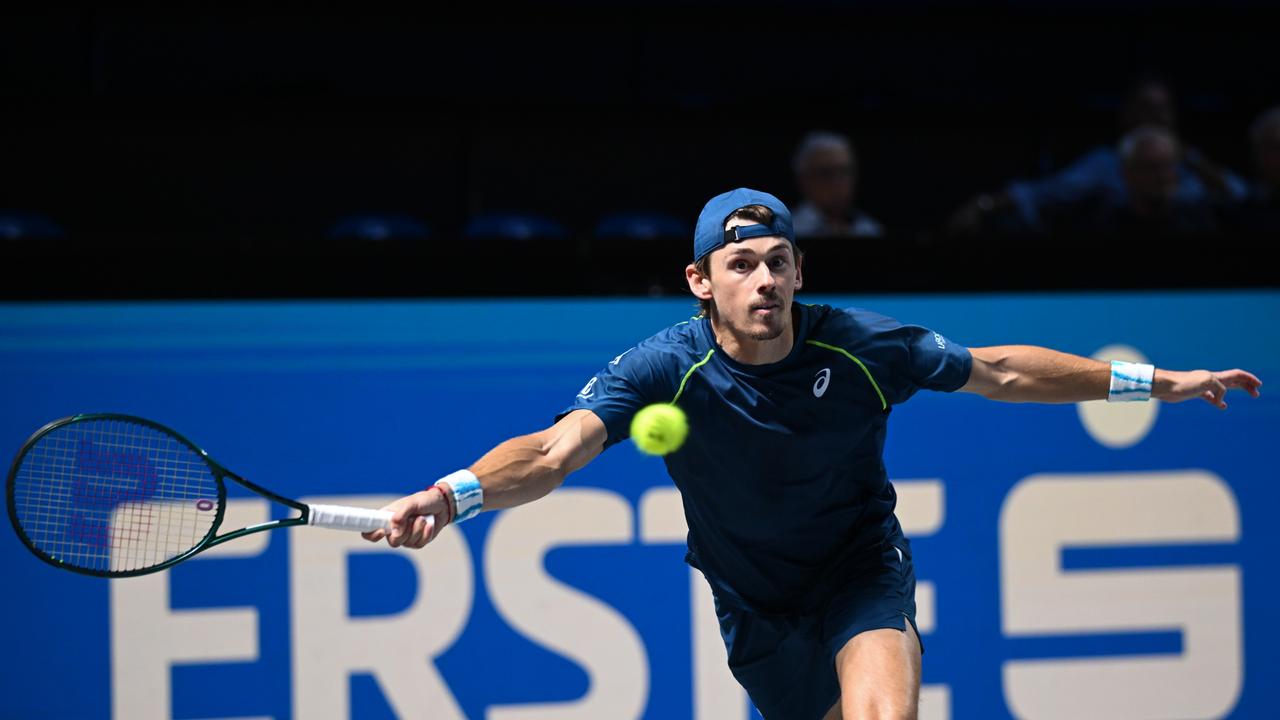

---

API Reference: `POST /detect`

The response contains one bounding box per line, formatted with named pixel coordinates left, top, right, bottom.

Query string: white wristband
left=1108, top=361, right=1155, bottom=402
left=438, top=469, right=483, bottom=522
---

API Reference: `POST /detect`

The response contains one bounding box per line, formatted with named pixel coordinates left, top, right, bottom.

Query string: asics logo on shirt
left=610, top=348, right=634, bottom=366
left=578, top=376, right=598, bottom=400
left=934, top=332, right=947, bottom=350
left=813, top=368, right=831, bottom=397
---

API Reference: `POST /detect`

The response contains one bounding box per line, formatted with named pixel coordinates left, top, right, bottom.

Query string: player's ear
left=793, top=250, right=804, bottom=290
left=686, top=262, right=713, bottom=300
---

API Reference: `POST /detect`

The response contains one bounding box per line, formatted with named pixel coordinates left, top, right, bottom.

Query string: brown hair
left=692, top=205, right=785, bottom=318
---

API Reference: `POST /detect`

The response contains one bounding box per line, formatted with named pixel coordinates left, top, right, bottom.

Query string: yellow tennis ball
left=630, top=403, right=689, bottom=456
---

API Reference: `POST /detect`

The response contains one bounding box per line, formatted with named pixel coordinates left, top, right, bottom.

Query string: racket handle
left=308, top=503, right=432, bottom=533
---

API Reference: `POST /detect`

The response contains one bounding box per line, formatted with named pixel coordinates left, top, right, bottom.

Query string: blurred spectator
left=950, top=76, right=1247, bottom=234
left=791, top=131, right=884, bottom=239
left=1222, top=105, right=1280, bottom=235
left=1050, top=125, right=1217, bottom=238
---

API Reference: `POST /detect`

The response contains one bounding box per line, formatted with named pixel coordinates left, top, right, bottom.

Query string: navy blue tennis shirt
left=559, top=303, right=972, bottom=615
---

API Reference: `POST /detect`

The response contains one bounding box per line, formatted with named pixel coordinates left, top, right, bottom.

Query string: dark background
left=3, top=5, right=1277, bottom=298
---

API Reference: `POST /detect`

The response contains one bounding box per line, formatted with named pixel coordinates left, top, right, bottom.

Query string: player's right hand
left=1155, top=368, right=1262, bottom=409
left=361, top=488, right=449, bottom=549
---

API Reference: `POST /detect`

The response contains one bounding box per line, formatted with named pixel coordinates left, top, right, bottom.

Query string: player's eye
left=769, top=256, right=789, bottom=269
left=732, top=260, right=751, bottom=272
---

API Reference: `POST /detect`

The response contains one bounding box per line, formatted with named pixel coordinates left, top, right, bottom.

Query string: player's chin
left=746, top=316, right=786, bottom=341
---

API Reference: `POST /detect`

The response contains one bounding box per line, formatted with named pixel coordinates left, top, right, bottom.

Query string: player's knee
left=840, top=676, right=918, bottom=720
left=842, top=694, right=917, bottom=720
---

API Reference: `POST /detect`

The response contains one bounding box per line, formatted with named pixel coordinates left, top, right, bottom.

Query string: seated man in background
left=791, top=131, right=885, bottom=239
left=1049, top=125, right=1217, bottom=239
left=1222, top=105, right=1280, bottom=235
left=950, top=76, right=1246, bottom=235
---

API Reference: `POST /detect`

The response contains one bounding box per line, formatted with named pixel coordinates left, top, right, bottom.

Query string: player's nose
left=753, top=262, right=778, bottom=289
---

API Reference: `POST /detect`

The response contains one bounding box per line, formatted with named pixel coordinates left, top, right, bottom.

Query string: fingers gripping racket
left=6, top=414, right=422, bottom=577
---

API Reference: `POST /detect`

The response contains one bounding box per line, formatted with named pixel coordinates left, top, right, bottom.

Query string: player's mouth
left=751, top=302, right=780, bottom=316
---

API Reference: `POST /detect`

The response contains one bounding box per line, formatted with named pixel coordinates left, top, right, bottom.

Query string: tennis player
left=364, top=188, right=1261, bottom=719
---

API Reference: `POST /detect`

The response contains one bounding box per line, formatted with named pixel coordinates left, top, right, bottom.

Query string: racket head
left=6, top=414, right=227, bottom=577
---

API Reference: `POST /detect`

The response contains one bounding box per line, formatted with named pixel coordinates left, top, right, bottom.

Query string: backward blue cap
left=694, top=188, right=796, bottom=262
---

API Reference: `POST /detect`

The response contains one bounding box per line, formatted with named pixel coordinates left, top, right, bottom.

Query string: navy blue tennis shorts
left=714, top=539, right=922, bottom=720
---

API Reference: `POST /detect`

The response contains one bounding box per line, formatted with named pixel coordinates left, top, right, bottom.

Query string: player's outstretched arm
left=959, top=345, right=1262, bottom=406
left=362, top=409, right=607, bottom=548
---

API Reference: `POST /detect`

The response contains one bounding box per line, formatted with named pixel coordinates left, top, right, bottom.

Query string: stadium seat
left=594, top=212, right=688, bottom=240
left=463, top=213, right=567, bottom=241
left=328, top=213, right=430, bottom=241
left=0, top=211, right=65, bottom=240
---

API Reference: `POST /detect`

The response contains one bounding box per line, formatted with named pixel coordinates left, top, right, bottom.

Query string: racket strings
left=11, top=418, right=220, bottom=573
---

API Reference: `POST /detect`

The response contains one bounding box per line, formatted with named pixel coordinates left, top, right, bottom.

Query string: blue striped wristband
left=438, top=470, right=483, bottom=522
left=1108, top=361, right=1155, bottom=402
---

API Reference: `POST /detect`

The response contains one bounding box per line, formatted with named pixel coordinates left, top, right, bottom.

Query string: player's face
left=704, top=235, right=802, bottom=342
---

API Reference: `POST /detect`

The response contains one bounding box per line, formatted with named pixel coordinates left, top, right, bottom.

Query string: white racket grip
left=308, top=503, right=427, bottom=533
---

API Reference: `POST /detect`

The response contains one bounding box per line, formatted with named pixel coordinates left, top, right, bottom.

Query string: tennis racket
left=5, top=413, right=422, bottom=578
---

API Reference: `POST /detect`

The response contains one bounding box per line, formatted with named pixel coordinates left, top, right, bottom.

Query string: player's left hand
left=1155, top=369, right=1262, bottom=409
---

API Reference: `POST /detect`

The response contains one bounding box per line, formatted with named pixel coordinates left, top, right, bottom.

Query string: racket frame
left=7, top=413, right=315, bottom=578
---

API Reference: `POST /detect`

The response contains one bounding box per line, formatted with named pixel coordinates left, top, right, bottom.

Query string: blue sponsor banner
left=1, top=291, right=1275, bottom=719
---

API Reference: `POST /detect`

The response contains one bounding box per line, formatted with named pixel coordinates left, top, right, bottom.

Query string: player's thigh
left=715, top=599, right=839, bottom=720
left=834, top=622, right=921, bottom=720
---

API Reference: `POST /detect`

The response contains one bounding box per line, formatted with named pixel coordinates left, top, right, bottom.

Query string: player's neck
left=710, top=306, right=797, bottom=365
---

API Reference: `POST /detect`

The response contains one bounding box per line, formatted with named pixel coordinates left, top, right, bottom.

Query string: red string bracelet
left=428, top=483, right=455, bottom=526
